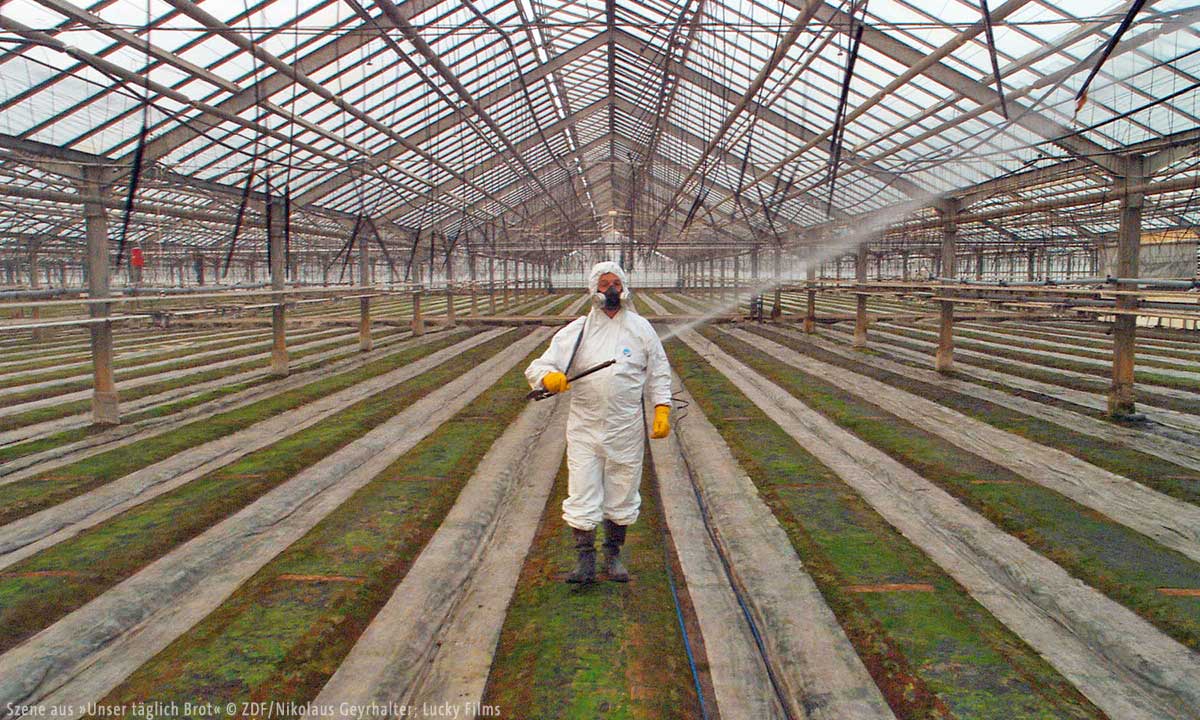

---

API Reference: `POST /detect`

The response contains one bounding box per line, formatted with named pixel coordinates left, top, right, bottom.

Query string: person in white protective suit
left=525, top=261, right=672, bottom=584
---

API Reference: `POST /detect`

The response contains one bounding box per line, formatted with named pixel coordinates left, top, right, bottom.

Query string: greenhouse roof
left=1, top=0, right=1198, bottom=261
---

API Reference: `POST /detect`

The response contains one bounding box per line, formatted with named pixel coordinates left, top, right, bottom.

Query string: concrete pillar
left=194, top=249, right=205, bottom=286
left=721, top=257, right=729, bottom=302
left=804, top=247, right=817, bottom=334
left=936, top=200, right=959, bottom=373
left=27, top=239, right=42, bottom=341
left=82, top=166, right=119, bottom=425
left=445, top=252, right=456, bottom=328
left=901, top=250, right=910, bottom=281
left=502, top=258, right=509, bottom=308
left=853, top=243, right=869, bottom=347
left=468, top=252, right=478, bottom=315
left=733, top=254, right=740, bottom=300
left=358, top=220, right=372, bottom=352
left=411, top=290, right=425, bottom=336
left=772, top=247, right=782, bottom=319
left=269, top=197, right=288, bottom=376
left=1109, top=156, right=1144, bottom=417
left=1026, top=249, right=1036, bottom=281
left=974, top=249, right=984, bottom=280
left=488, top=255, right=497, bottom=314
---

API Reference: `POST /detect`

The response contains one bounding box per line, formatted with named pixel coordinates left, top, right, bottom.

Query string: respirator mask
left=592, top=286, right=622, bottom=310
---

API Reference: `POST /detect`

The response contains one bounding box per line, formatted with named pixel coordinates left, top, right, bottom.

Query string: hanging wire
left=114, top=1, right=154, bottom=271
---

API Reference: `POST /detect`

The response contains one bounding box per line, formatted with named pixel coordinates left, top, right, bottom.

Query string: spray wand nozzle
left=526, top=359, right=617, bottom=401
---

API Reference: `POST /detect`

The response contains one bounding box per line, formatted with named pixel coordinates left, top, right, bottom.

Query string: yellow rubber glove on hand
left=651, top=404, right=671, bottom=439
left=542, top=371, right=569, bottom=394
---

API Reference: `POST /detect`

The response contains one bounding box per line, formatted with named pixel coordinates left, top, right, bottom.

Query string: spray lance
left=525, top=313, right=617, bottom=402
left=525, top=359, right=617, bottom=401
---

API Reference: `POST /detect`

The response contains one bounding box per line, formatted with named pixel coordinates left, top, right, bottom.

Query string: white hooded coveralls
left=525, top=263, right=672, bottom=530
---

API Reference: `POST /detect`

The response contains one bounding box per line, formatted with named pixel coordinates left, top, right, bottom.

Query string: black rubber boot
left=602, top=519, right=629, bottom=582
left=565, top=528, right=596, bottom=584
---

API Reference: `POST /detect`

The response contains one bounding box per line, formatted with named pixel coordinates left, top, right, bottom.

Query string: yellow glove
left=651, top=404, right=670, bottom=439
left=542, top=371, right=569, bottom=394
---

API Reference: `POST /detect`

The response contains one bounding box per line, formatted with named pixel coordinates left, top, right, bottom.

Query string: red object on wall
left=131, top=247, right=145, bottom=268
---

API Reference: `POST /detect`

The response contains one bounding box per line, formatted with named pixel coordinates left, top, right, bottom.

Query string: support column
left=804, top=246, right=817, bottom=334
left=28, top=239, right=42, bottom=341
left=853, top=242, right=869, bottom=347
left=1026, top=249, right=1036, bottom=281
left=936, top=200, right=958, bottom=373
left=1109, top=156, right=1144, bottom=417
left=445, top=252, right=456, bottom=328
left=733, top=254, right=740, bottom=300
left=82, top=166, right=119, bottom=425
left=269, top=197, right=288, bottom=376
left=411, top=290, right=425, bottom=336
left=975, top=249, right=984, bottom=280
left=901, top=250, right=910, bottom=281
left=488, top=255, right=497, bottom=314
left=358, top=219, right=372, bottom=352
left=721, top=257, right=729, bottom=302
left=468, top=252, right=478, bottom=315
left=771, top=247, right=782, bottom=319
left=501, top=258, right=509, bottom=308
left=194, top=249, right=205, bottom=285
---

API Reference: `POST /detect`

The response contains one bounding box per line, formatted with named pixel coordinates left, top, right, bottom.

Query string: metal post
left=1109, top=156, right=1144, bottom=417
left=82, top=166, right=119, bottom=425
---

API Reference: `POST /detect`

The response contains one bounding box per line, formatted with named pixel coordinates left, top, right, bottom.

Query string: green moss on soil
left=0, top=329, right=525, bottom=653
left=0, top=330, right=471, bottom=526
left=94, top=344, right=545, bottom=714
left=667, top=337, right=1104, bottom=720
left=742, top=324, right=1200, bottom=506
left=705, top=327, right=1200, bottom=652
left=482, top=461, right=701, bottom=720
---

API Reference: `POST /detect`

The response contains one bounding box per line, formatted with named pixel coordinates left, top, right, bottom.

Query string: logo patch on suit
left=622, top=347, right=632, bottom=357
